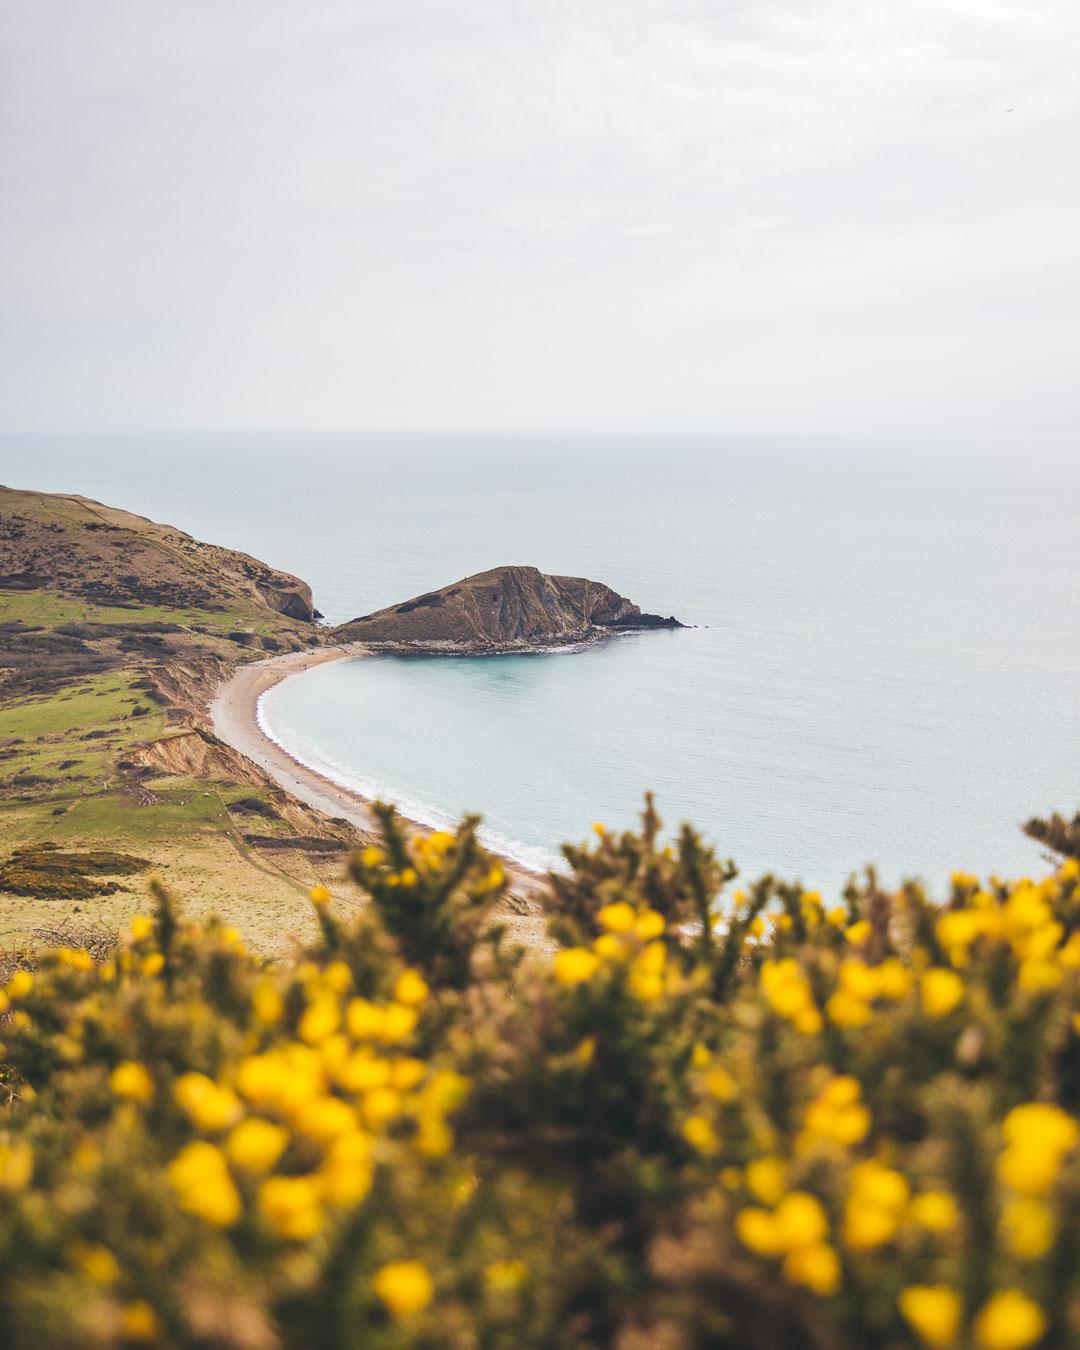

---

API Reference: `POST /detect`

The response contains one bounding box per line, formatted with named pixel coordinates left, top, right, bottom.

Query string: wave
left=255, top=691, right=565, bottom=876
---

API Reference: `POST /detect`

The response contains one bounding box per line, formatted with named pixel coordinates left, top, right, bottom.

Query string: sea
left=3, top=431, right=1078, bottom=894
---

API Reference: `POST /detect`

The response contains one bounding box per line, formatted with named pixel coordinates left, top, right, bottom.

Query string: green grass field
left=0, top=670, right=167, bottom=795
left=0, top=588, right=277, bottom=633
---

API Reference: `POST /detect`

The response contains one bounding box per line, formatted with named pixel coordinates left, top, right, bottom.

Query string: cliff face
left=334, top=565, right=682, bottom=651
left=0, top=485, right=320, bottom=623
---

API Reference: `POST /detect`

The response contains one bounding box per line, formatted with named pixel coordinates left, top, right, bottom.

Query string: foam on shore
left=255, top=685, right=563, bottom=876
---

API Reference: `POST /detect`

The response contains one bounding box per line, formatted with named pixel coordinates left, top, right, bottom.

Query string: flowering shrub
left=2, top=798, right=1080, bottom=1348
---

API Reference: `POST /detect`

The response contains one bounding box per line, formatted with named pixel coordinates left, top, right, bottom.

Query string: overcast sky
left=1, top=0, right=1077, bottom=434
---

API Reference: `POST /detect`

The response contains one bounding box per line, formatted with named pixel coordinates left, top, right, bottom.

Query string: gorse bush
left=2, top=798, right=1080, bottom=1349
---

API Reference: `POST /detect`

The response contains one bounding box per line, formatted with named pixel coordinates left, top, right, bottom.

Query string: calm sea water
left=3, top=432, right=1079, bottom=891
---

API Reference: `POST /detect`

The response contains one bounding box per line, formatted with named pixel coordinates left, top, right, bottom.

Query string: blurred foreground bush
left=3, top=798, right=1080, bottom=1349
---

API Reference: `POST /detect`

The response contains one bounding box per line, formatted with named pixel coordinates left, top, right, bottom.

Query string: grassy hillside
left=0, top=486, right=360, bottom=955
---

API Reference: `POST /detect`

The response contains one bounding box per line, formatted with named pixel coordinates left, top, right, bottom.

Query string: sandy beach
left=209, top=644, right=376, bottom=829
left=208, top=644, right=552, bottom=941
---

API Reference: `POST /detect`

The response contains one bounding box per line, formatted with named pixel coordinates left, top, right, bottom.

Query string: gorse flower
left=2, top=801, right=1080, bottom=1347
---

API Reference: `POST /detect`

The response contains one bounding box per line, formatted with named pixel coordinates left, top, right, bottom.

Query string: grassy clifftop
left=0, top=485, right=319, bottom=625
left=0, top=486, right=359, bottom=955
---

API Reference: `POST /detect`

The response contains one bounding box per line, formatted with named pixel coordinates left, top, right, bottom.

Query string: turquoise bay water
left=3, top=432, right=1079, bottom=891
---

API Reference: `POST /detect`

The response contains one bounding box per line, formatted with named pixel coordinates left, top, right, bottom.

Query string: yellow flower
left=390, top=1057, right=427, bottom=1090
left=783, top=1241, right=841, bottom=1296
left=252, top=980, right=284, bottom=1026
left=393, top=969, right=430, bottom=1006
left=845, top=920, right=871, bottom=945
left=682, top=1115, right=720, bottom=1154
left=70, top=1241, right=121, bottom=1285
left=825, top=989, right=872, bottom=1028
left=486, top=863, right=504, bottom=888
left=309, top=885, right=331, bottom=907
left=842, top=1159, right=910, bottom=1249
left=773, top=1192, right=829, bottom=1250
left=226, top=1117, right=289, bottom=1173
left=748, top=916, right=766, bottom=939
left=898, top=1285, right=963, bottom=1348
left=294, top=1094, right=358, bottom=1143
left=323, top=960, right=353, bottom=993
left=848, top=1159, right=910, bottom=1210
left=1001, top=1198, right=1054, bottom=1260
left=704, top=1066, right=738, bottom=1102
left=629, top=965, right=665, bottom=1003
left=920, top=968, right=965, bottom=1018
left=129, top=915, right=154, bottom=942
left=120, top=1301, right=160, bottom=1343
left=910, top=1190, right=959, bottom=1234
left=973, top=1290, right=1047, bottom=1350
left=167, top=1141, right=241, bottom=1227
left=1002, top=1102, right=1079, bottom=1155
left=826, top=906, right=847, bottom=927
left=745, top=1157, right=787, bottom=1206
left=110, top=1060, right=155, bottom=1105
left=337, top=1051, right=390, bottom=1093
left=593, top=933, right=626, bottom=961
left=837, top=958, right=878, bottom=1000
left=173, top=1073, right=242, bottom=1133
left=373, top=1260, right=435, bottom=1320
left=320, top=1131, right=374, bottom=1207
left=735, top=1206, right=784, bottom=1256
left=592, top=822, right=606, bottom=837
left=875, top=957, right=913, bottom=1000
left=997, top=1104, right=1077, bottom=1196
left=597, top=902, right=636, bottom=934
left=362, top=1086, right=403, bottom=1130
left=997, top=1145, right=1060, bottom=1196
left=0, top=1138, right=33, bottom=1191
left=936, top=909, right=985, bottom=953
left=299, top=992, right=341, bottom=1044
left=793, top=1006, right=824, bottom=1035
left=1059, top=933, right=1080, bottom=968
left=760, top=958, right=819, bottom=1030
left=380, top=1003, right=419, bottom=1043
left=635, top=908, right=666, bottom=939
left=553, top=947, right=601, bottom=987
left=140, top=952, right=165, bottom=978
left=799, top=1076, right=871, bottom=1150
left=360, top=845, right=386, bottom=867
left=843, top=1200, right=900, bottom=1251
left=346, top=998, right=386, bottom=1041
left=258, top=1174, right=324, bottom=1239
left=1017, top=959, right=1062, bottom=993
left=6, top=970, right=33, bottom=999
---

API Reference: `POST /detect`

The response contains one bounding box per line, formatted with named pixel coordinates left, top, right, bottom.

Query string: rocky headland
left=333, top=564, right=683, bottom=653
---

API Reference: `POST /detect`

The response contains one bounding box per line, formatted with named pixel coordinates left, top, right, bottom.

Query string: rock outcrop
left=334, top=565, right=682, bottom=652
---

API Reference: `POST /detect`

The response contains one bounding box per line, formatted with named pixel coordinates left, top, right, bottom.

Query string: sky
left=1, top=0, right=1078, bottom=435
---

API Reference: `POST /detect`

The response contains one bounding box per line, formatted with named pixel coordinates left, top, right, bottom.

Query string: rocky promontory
left=333, top=565, right=683, bottom=653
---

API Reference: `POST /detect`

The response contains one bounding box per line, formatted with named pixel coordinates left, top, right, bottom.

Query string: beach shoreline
left=208, top=644, right=553, bottom=932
